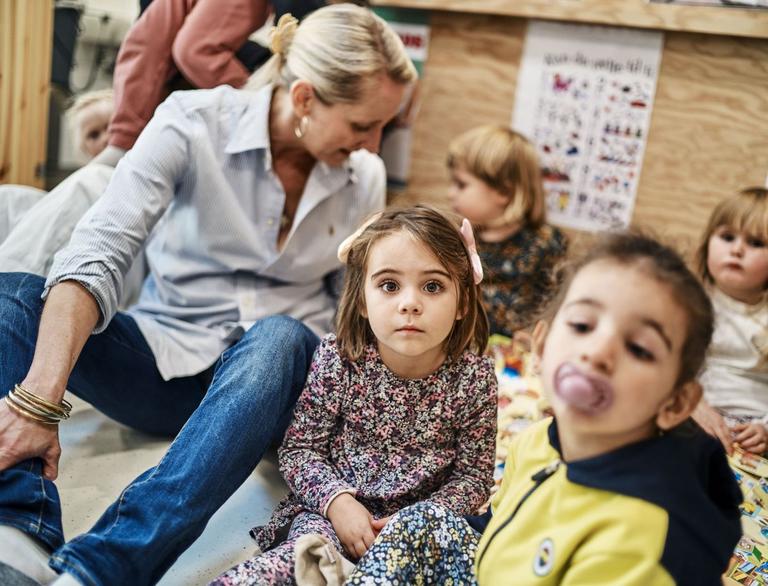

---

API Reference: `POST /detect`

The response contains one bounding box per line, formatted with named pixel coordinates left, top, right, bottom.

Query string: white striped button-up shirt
left=46, top=85, right=386, bottom=380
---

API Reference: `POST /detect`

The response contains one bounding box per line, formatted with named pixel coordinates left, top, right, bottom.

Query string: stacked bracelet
left=4, top=384, right=72, bottom=425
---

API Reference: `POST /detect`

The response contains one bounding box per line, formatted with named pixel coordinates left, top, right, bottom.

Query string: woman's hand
left=326, top=493, right=376, bottom=560
left=733, top=422, right=768, bottom=455
left=0, top=402, right=61, bottom=480
left=0, top=281, right=99, bottom=481
left=692, top=400, right=733, bottom=455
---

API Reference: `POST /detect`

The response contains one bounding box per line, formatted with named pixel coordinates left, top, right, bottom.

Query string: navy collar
left=546, top=418, right=741, bottom=584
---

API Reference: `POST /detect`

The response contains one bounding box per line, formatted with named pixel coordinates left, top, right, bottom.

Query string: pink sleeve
left=171, top=0, right=270, bottom=89
left=109, top=0, right=196, bottom=151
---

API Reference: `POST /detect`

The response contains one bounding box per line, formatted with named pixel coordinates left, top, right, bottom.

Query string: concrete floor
left=57, top=396, right=287, bottom=585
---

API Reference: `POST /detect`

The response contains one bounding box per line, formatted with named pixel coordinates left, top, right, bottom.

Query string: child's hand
left=732, top=422, right=768, bottom=454
left=326, top=493, right=376, bottom=560
left=371, top=515, right=392, bottom=536
left=692, top=401, right=734, bottom=455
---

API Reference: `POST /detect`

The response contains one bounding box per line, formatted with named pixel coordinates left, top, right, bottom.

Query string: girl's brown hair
left=548, top=231, right=714, bottom=387
left=447, top=125, right=546, bottom=228
left=336, top=205, right=489, bottom=362
left=695, top=187, right=768, bottom=287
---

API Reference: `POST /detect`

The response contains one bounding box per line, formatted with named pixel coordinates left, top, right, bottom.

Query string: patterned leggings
left=210, top=512, right=347, bottom=585
left=345, top=501, right=479, bottom=585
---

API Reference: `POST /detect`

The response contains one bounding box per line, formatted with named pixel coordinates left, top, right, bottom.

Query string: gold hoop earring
left=294, top=115, right=309, bottom=139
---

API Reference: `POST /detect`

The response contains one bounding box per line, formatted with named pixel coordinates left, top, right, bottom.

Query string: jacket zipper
left=476, top=459, right=562, bottom=569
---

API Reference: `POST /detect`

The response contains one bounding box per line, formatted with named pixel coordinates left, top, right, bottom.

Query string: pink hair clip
left=460, top=218, right=483, bottom=285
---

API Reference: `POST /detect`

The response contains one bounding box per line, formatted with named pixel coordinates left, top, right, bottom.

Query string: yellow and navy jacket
left=474, top=418, right=742, bottom=585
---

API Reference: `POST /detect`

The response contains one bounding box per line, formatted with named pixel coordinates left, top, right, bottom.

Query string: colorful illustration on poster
left=513, top=21, right=663, bottom=232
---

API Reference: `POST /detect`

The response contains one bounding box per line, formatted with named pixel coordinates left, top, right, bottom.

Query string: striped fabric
left=46, top=85, right=386, bottom=380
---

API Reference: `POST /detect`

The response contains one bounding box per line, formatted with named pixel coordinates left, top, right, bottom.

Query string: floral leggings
left=210, top=511, right=347, bottom=585
left=345, top=501, right=480, bottom=585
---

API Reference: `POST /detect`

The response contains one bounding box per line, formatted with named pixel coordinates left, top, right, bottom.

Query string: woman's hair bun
left=270, top=13, right=299, bottom=59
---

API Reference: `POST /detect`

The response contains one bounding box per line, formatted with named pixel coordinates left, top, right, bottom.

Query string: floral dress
left=345, top=501, right=480, bottom=585
left=480, top=223, right=567, bottom=336
left=211, top=334, right=497, bottom=585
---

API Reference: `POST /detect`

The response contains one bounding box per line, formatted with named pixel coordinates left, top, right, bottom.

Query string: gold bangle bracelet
left=6, top=391, right=67, bottom=422
left=4, top=397, right=60, bottom=425
left=13, top=384, right=71, bottom=417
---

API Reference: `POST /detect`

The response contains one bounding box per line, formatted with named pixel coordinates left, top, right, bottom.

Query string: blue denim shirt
left=46, top=85, right=386, bottom=379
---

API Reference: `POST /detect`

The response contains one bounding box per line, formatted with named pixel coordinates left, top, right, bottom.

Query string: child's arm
left=279, top=337, right=379, bottom=557
left=278, top=337, right=357, bottom=516
left=427, top=360, right=498, bottom=515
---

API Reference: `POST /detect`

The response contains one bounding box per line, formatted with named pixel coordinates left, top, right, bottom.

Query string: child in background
left=447, top=125, right=567, bottom=337
left=347, top=232, right=741, bottom=586
left=69, top=89, right=114, bottom=159
left=212, top=206, right=498, bottom=585
left=693, top=187, right=768, bottom=455
left=0, top=89, right=114, bottom=245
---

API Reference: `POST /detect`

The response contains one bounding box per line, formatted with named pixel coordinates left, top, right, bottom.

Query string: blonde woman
left=0, top=5, right=416, bottom=586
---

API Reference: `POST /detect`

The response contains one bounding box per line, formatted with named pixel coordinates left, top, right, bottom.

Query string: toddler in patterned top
left=211, top=205, right=498, bottom=585
left=693, top=187, right=768, bottom=455
left=447, top=125, right=568, bottom=337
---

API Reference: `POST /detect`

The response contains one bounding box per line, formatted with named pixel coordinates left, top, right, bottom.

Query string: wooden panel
left=372, top=0, right=768, bottom=39
left=392, top=12, right=525, bottom=210
left=393, top=10, right=768, bottom=252
left=636, top=32, right=768, bottom=253
left=0, top=0, right=53, bottom=187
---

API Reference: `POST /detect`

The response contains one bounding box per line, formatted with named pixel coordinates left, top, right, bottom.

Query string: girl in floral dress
left=211, top=205, right=498, bottom=584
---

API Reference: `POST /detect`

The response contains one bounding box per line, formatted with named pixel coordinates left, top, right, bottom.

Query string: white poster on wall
left=513, top=20, right=663, bottom=232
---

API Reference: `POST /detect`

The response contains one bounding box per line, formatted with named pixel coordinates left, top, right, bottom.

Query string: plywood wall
left=0, top=0, right=54, bottom=187
left=393, top=10, right=768, bottom=253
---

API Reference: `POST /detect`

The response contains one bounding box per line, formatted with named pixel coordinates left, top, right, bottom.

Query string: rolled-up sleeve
left=45, top=94, right=193, bottom=332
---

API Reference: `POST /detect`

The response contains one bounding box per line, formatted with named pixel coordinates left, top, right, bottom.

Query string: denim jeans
left=0, top=273, right=320, bottom=586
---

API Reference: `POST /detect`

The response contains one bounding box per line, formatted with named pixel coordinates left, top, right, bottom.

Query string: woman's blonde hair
left=447, top=125, right=546, bottom=228
left=336, top=205, right=489, bottom=362
left=248, top=4, right=417, bottom=102
left=696, top=187, right=768, bottom=288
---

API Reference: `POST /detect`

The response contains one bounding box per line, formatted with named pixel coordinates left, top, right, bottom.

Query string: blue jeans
left=0, top=273, right=320, bottom=586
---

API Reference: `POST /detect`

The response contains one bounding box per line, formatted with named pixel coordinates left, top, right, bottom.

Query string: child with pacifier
left=347, top=231, right=742, bottom=586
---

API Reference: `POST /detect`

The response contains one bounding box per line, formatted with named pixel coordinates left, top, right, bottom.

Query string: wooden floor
left=58, top=396, right=287, bottom=585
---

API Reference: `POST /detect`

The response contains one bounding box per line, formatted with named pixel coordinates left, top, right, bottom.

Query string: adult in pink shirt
left=105, top=0, right=271, bottom=159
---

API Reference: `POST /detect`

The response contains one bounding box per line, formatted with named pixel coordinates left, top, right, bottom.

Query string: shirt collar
left=224, top=84, right=273, bottom=154
left=223, top=84, right=358, bottom=186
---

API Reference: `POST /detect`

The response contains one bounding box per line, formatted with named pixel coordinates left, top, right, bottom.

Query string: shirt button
left=267, top=218, right=274, bottom=227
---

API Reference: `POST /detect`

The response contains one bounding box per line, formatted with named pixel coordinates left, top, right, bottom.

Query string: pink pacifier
left=554, top=363, right=613, bottom=414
